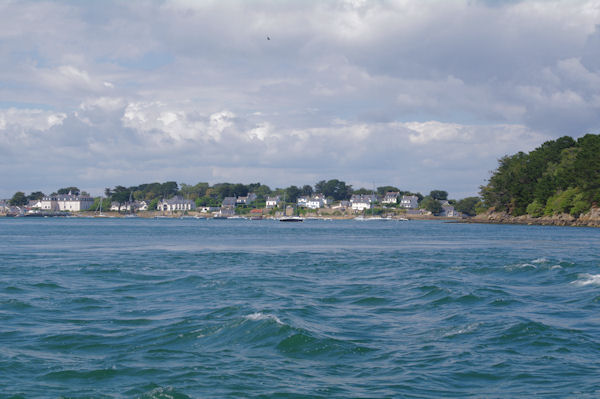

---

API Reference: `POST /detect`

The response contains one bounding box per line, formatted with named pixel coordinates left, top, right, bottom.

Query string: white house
left=306, top=197, right=324, bottom=209
left=40, top=192, right=95, bottom=211
left=400, top=195, right=419, bottom=209
left=382, top=192, right=399, bottom=205
left=297, top=195, right=324, bottom=209
left=113, top=201, right=148, bottom=212
left=312, top=193, right=330, bottom=206
left=27, top=199, right=43, bottom=209
left=350, top=194, right=378, bottom=211
left=134, top=201, right=149, bottom=211
left=110, top=201, right=128, bottom=211
left=297, top=196, right=309, bottom=207
left=351, top=199, right=372, bottom=211
left=157, top=196, right=196, bottom=212
left=332, top=200, right=351, bottom=210
left=266, top=196, right=281, bottom=208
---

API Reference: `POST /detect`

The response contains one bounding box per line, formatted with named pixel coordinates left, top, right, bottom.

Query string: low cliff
left=472, top=207, right=600, bottom=227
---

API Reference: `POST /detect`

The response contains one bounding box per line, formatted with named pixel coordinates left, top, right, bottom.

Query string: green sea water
left=1, top=218, right=599, bottom=398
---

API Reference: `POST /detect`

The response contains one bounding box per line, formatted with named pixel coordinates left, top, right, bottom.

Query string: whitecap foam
left=505, top=263, right=536, bottom=271
left=532, top=258, right=548, bottom=264
left=573, top=274, right=600, bottom=287
left=443, top=322, right=480, bottom=338
left=550, top=265, right=563, bottom=270
left=245, top=312, right=283, bottom=325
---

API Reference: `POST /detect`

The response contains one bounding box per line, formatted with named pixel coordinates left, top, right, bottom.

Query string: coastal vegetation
left=480, top=134, right=600, bottom=217
left=5, top=178, right=476, bottom=217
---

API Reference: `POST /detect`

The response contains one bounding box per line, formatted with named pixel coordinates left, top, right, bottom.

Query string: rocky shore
left=470, top=207, right=600, bottom=227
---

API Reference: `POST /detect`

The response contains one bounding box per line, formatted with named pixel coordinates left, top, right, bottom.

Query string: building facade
left=400, top=195, right=419, bottom=209
left=40, top=193, right=95, bottom=211
left=157, top=196, right=196, bottom=212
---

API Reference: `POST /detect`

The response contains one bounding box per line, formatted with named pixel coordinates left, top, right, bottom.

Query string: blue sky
left=1, top=0, right=600, bottom=198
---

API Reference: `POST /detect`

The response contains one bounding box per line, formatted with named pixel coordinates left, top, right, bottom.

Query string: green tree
left=9, top=191, right=28, bottom=206
left=454, top=197, right=482, bottom=216
left=160, top=181, right=179, bottom=198
left=148, top=198, right=160, bottom=211
left=574, top=134, right=600, bottom=194
left=196, top=196, right=220, bottom=207
left=429, top=190, right=448, bottom=201
left=232, top=183, right=249, bottom=197
left=254, top=184, right=272, bottom=200
left=353, top=188, right=371, bottom=195
left=301, top=185, right=313, bottom=197
left=58, top=187, right=80, bottom=195
left=526, top=200, right=545, bottom=218
left=315, top=179, right=353, bottom=200
left=377, top=186, right=400, bottom=195
left=27, top=191, right=45, bottom=201
left=421, top=196, right=442, bottom=214
left=285, top=185, right=302, bottom=203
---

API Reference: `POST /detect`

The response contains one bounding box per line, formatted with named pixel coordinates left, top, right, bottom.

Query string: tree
left=112, top=189, right=131, bottom=209
left=196, top=196, right=220, bottom=207
left=377, top=186, right=400, bottom=195
left=27, top=191, right=45, bottom=201
left=160, top=181, right=179, bottom=198
left=315, top=179, right=352, bottom=200
left=421, top=196, right=442, bottom=214
left=454, top=197, right=482, bottom=216
left=212, top=183, right=235, bottom=199
left=429, top=190, right=448, bottom=201
left=301, top=185, right=313, bottom=197
left=480, top=135, right=583, bottom=216
left=58, top=187, right=80, bottom=195
left=9, top=192, right=28, bottom=206
left=148, top=198, right=160, bottom=211
left=285, top=185, right=302, bottom=203
left=254, top=184, right=272, bottom=200
left=232, top=183, right=249, bottom=197
left=353, top=188, right=371, bottom=195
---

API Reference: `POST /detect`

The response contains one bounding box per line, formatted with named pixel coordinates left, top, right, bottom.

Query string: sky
left=1, top=0, right=600, bottom=199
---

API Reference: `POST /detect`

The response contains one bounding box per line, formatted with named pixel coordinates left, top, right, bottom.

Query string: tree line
left=7, top=179, right=482, bottom=216
left=480, top=134, right=600, bottom=217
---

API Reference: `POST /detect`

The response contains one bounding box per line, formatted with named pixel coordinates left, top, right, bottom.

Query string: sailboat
left=94, top=195, right=109, bottom=218
left=364, top=187, right=390, bottom=221
left=124, top=191, right=138, bottom=218
left=279, top=192, right=303, bottom=222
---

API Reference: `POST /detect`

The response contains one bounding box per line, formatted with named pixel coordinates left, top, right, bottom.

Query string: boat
left=94, top=195, right=109, bottom=218
left=278, top=192, right=304, bottom=222
left=124, top=192, right=138, bottom=218
left=279, top=216, right=304, bottom=222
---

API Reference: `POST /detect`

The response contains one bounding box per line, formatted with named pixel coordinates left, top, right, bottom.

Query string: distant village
left=1, top=180, right=480, bottom=219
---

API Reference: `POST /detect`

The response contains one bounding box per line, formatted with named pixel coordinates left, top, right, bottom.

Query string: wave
left=443, top=322, right=481, bottom=338
left=137, top=386, right=192, bottom=399
left=244, top=312, right=283, bottom=325
left=504, top=263, right=537, bottom=271
left=572, top=274, right=600, bottom=287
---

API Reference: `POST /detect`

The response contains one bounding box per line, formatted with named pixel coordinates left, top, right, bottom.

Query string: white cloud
left=1, top=0, right=600, bottom=198
left=0, top=108, right=66, bottom=133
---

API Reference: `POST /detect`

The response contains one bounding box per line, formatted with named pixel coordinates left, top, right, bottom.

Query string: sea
left=1, top=217, right=599, bottom=398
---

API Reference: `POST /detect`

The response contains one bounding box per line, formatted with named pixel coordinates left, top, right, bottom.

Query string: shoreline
left=1, top=210, right=464, bottom=222
left=464, top=208, right=600, bottom=228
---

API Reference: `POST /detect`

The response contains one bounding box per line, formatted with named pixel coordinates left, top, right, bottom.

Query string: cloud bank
left=1, top=0, right=599, bottom=198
